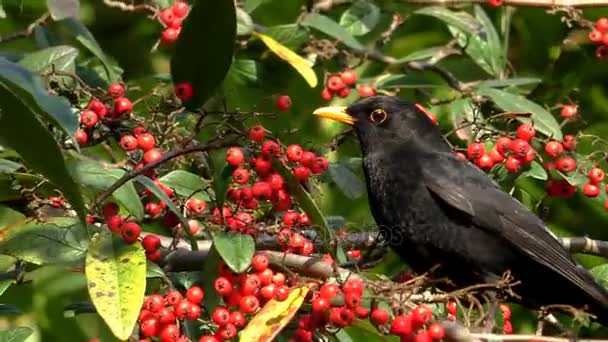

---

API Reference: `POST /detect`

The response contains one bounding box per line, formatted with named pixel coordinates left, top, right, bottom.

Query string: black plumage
left=313, top=95, right=608, bottom=325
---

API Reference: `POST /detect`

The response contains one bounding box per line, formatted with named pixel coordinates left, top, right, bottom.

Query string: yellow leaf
left=239, top=286, right=310, bottom=342
left=253, top=32, right=318, bottom=88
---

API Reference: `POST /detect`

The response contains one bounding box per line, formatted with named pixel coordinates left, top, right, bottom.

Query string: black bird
left=313, top=95, right=608, bottom=325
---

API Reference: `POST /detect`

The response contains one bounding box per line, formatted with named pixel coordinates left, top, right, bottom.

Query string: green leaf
left=591, top=264, right=608, bottom=289
left=518, top=161, right=548, bottom=181
left=201, top=246, right=223, bottom=311
left=361, top=74, right=444, bottom=89
left=476, top=78, right=542, bottom=88
left=68, top=156, right=144, bottom=220
left=244, top=0, right=266, bottom=13
left=0, top=75, right=86, bottom=221
left=213, top=164, right=233, bottom=209
left=301, top=14, right=364, bottom=50
left=0, top=159, right=23, bottom=173
left=171, top=0, right=236, bottom=110
left=212, top=232, right=255, bottom=273
left=0, top=57, right=79, bottom=137
left=272, top=160, right=346, bottom=263
left=473, top=5, right=504, bottom=75
left=18, top=45, right=79, bottom=74
left=152, top=0, right=171, bottom=8
left=47, top=0, right=79, bottom=20
left=86, top=230, right=146, bottom=341
left=159, top=170, right=208, bottom=198
left=264, top=24, right=308, bottom=50
left=0, top=217, right=88, bottom=265
left=60, top=18, right=118, bottom=82
left=0, top=2, right=5, bottom=18
left=414, top=6, right=481, bottom=35
left=0, top=327, right=33, bottom=342
left=392, top=46, right=446, bottom=65
left=476, top=87, right=562, bottom=140
left=236, top=7, right=253, bottom=36
left=146, top=260, right=166, bottom=278
left=225, top=59, right=259, bottom=86
left=0, top=205, right=25, bottom=229
left=339, top=0, right=380, bottom=36
left=556, top=171, right=587, bottom=187
left=328, top=162, right=364, bottom=200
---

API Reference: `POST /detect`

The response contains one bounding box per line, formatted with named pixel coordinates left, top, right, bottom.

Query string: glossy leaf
left=19, top=45, right=78, bottom=74
left=264, top=24, right=308, bottom=50
left=301, top=13, right=364, bottom=50
left=0, top=159, right=23, bottom=173
left=68, top=156, right=144, bottom=220
left=476, top=78, right=542, bottom=88
left=213, top=163, right=233, bottom=209
left=225, top=59, right=259, bottom=86
left=476, top=87, right=562, bottom=140
left=240, top=286, right=309, bottom=342
left=86, top=231, right=146, bottom=340
left=236, top=7, right=253, bottom=36
left=0, top=205, right=25, bottom=229
left=0, top=217, right=88, bottom=265
left=328, top=162, right=364, bottom=199
left=253, top=32, right=317, bottom=88
left=0, top=73, right=86, bottom=221
left=590, top=264, right=608, bottom=289
left=0, top=57, right=79, bottom=137
left=47, top=0, right=79, bottom=20
left=0, top=327, right=33, bottom=342
left=171, top=0, right=236, bottom=109
left=339, top=0, right=380, bottom=36
left=392, top=46, right=446, bottom=65
left=159, top=170, right=208, bottom=198
left=212, top=231, right=255, bottom=273
left=201, top=245, right=223, bottom=311
left=415, top=6, right=481, bottom=36
left=518, top=161, right=548, bottom=181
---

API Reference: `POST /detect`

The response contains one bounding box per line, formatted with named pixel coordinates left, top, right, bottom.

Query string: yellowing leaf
left=253, top=32, right=318, bottom=88
left=239, top=286, right=310, bottom=342
left=86, top=231, right=146, bottom=340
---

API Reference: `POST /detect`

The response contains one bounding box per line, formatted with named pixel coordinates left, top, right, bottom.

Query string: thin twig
left=0, top=13, right=51, bottom=44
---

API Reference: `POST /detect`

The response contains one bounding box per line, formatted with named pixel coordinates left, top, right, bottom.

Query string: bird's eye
left=369, top=109, right=387, bottom=124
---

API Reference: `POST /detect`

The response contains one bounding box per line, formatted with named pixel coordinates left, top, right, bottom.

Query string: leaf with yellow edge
left=239, top=286, right=310, bottom=342
left=253, top=32, right=318, bottom=88
left=86, top=230, right=147, bottom=340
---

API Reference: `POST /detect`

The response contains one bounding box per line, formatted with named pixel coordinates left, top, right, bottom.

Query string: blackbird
left=313, top=95, right=608, bottom=325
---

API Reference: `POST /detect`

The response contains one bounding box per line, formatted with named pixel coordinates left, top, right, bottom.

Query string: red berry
left=596, top=45, right=608, bottom=60
left=415, top=330, right=432, bottom=342
left=310, top=157, right=329, bottom=174
left=159, top=8, right=175, bottom=25
left=355, top=306, right=369, bottom=318
left=80, top=110, right=98, bottom=128
left=108, top=82, right=125, bottom=98
left=488, top=147, right=504, bottom=163
left=340, top=69, right=357, bottom=85
left=503, top=320, right=513, bottom=334
left=259, top=283, right=276, bottom=300
left=141, top=234, right=161, bottom=252
left=357, top=84, right=375, bottom=97
left=276, top=95, right=292, bottom=111
left=121, top=221, right=141, bottom=244
left=103, top=202, right=120, bottom=219
left=174, top=82, right=194, bottom=102
left=412, top=304, right=433, bottom=326
left=326, top=75, right=345, bottom=92
left=88, top=99, right=106, bottom=116
left=516, top=123, right=536, bottom=141
left=510, top=139, right=531, bottom=158
left=107, top=215, right=123, bottom=233
left=143, top=148, right=163, bottom=164
left=321, top=87, right=333, bottom=101
left=589, top=167, right=605, bottom=184
left=249, top=125, right=265, bottom=142
left=145, top=202, right=162, bottom=217
left=214, top=276, right=233, bottom=296
left=467, top=142, right=485, bottom=160
left=561, top=104, right=577, bottom=118
left=562, top=134, right=577, bottom=151
left=370, top=308, right=389, bottom=326
left=239, top=295, right=260, bottom=313
left=159, top=323, right=179, bottom=342
left=338, top=87, right=351, bottom=98
left=544, top=140, right=563, bottom=158
left=596, top=17, right=608, bottom=32
left=216, top=323, right=237, bottom=340
left=446, top=301, right=457, bottom=315
left=504, top=156, right=521, bottom=173
left=589, top=29, right=603, bottom=43
left=232, top=168, right=249, bottom=185
left=137, top=133, right=156, bottom=152
left=475, top=154, right=494, bottom=170
left=454, top=152, right=467, bottom=160
left=160, top=28, right=180, bottom=45
left=199, top=335, right=220, bottom=342
left=266, top=173, right=284, bottom=190
left=252, top=181, right=272, bottom=200
left=113, top=97, right=133, bottom=117
left=254, top=157, right=272, bottom=176
left=342, top=278, right=363, bottom=296
left=495, top=136, right=512, bottom=156
left=120, top=135, right=138, bottom=151
left=294, top=166, right=311, bottom=181
left=343, top=292, right=361, bottom=308
left=390, top=314, right=412, bottom=336
left=75, top=129, right=88, bottom=145
left=274, top=285, right=289, bottom=301
left=583, top=182, right=600, bottom=197
left=212, top=306, right=231, bottom=326
left=272, top=272, right=286, bottom=286
left=226, top=147, right=244, bottom=167
left=487, top=0, right=504, bottom=6
left=251, top=254, right=269, bottom=272
left=186, top=198, right=206, bottom=215
left=319, top=282, right=340, bottom=300
left=556, top=156, right=576, bottom=173
left=428, top=323, right=445, bottom=340
left=230, top=311, right=246, bottom=328
left=261, top=140, right=281, bottom=158
left=499, top=303, right=511, bottom=320
left=140, top=317, right=160, bottom=337
left=186, top=286, right=204, bottom=304
left=164, top=290, right=182, bottom=307
left=286, top=144, right=304, bottom=162
left=172, top=1, right=190, bottom=18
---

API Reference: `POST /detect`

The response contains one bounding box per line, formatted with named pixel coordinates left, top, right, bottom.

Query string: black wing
left=418, top=150, right=608, bottom=305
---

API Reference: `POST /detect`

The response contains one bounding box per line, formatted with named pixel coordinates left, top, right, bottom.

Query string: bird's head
left=313, top=95, right=449, bottom=154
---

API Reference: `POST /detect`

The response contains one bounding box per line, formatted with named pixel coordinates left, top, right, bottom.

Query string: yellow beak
left=312, top=106, right=355, bottom=125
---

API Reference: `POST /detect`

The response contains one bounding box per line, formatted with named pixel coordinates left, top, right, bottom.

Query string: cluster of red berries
left=157, top=0, right=190, bottom=46
left=118, top=126, right=164, bottom=166
left=487, top=0, right=504, bottom=7
left=320, top=69, right=375, bottom=101
left=137, top=285, right=204, bottom=341
left=101, top=201, right=143, bottom=244
left=588, top=17, right=608, bottom=61
left=74, top=82, right=134, bottom=145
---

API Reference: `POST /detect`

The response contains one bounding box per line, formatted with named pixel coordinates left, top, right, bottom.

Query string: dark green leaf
left=301, top=14, right=364, bottom=50
left=159, top=170, right=208, bottom=198
left=201, top=246, right=222, bottom=310
left=591, top=264, right=608, bottom=289
left=213, top=164, right=233, bottom=209
left=518, top=161, right=548, bottom=181
left=0, top=159, right=23, bottom=173
left=212, top=231, right=255, bottom=273
left=224, top=59, right=259, bottom=86
left=18, top=45, right=78, bottom=74
left=264, top=24, right=308, bottom=50
left=0, top=57, right=79, bottom=137
left=68, top=156, right=144, bottom=220
left=171, top=0, right=236, bottom=110
left=473, top=5, right=504, bottom=75
left=236, top=7, right=253, bottom=36
left=556, top=171, right=587, bottom=187
left=392, top=47, right=446, bottom=65
left=244, top=0, right=265, bottom=12
left=0, top=205, right=25, bottom=229
left=0, top=78, right=86, bottom=221
left=339, top=0, right=380, bottom=36
left=60, top=18, right=118, bottom=82
left=0, top=175, right=20, bottom=202
left=152, top=0, right=171, bottom=7
left=0, top=327, right=33, bottom=342
left=476, top=87, right=562, bottom=140
left=47, top=0, right=79, bottom=20
left=476, top=78, right=542, bottom=88
left=328, top=162, right=364, bottom=200
left=414, top=6, right=481, bottom=35
left=0, top=217, right=88, bottom=265
left=448, top=98, right=491, bottom=141
left=0, top=304, right=21, bottom=315
left=146, top=260, right=166, bottom=278
left=361, top=74, right=445, bottom=89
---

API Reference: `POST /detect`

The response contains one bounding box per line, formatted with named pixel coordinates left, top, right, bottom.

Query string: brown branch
left=0, top=13, right=50, bottom=44
left=101, top=0, right=157, bottom=13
